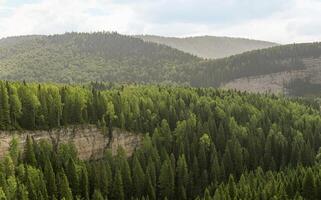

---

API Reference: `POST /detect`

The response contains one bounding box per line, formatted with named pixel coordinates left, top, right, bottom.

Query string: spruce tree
left=302, top=169, right=315, bottom=200
left=112, top=169, right=124, bottom=200
left=176, top=155, right=188, bottom=199
left=58, top=171, right=73, bottom=200
left=79, top=167, right=89, bottom=200
left=132, top=155, right=145, bottom=198
left=24, top=135, right=37, bottom=167
left=0, top=82, right=10, bottom=130
left=44, top=159, right=57, bottom=200
left=8, top=85, right=22, bottom=128
left=159, top=158, right=174, bottom=200
left=66, top=158, right=79, bottom=196
left=92, top=190, right=104, bottom=200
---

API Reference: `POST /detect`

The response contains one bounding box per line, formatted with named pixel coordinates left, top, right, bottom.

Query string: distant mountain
left=1, top=32, right=321, bottom=96
left=0, top=32, right=200, bottom=83
left=135, top=35, right=278, bottom=59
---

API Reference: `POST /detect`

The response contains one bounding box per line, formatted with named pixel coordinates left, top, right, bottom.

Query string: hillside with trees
left=1, top=32, right=321, bottom=96
left=0, top=81, right=321, bottom=199
left=0, top=32, right=200, bottom=84
left=136, top=35, right=278, bottom=59
left=194, top=42, right=321, bottom=87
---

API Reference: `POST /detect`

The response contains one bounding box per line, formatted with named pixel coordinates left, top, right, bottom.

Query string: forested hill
left=1, top=81, right=321, bottom=199
left=1, top=32, right=321, bottom=96
left=0, top=32, right=200, bottom=83
left=136, top=35, right=278, bottom=59
left=194, top=42, right=321, bottom=95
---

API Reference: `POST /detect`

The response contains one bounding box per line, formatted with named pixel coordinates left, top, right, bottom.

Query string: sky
left=0, top=0, right=321, bottom=44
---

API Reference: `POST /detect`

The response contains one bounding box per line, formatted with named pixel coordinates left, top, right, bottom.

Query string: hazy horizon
left=1, top=0, right=321, bottom=44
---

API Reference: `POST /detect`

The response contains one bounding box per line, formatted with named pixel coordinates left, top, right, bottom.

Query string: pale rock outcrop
left=0, top=125, right=142, bottom=160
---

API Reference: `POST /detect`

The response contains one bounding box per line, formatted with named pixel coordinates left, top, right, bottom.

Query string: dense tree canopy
left=0, top=81, right=321, bottom=199
left=0, top=32, right=200, bottom=84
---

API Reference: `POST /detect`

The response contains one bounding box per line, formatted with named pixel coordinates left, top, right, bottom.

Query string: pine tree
left=227, top=175, right=237, bottom=199
left=8, top=85, right=22, bottom=129
left=159, top=158, right=174, bottom=200
left=3, top=156, right=15, bottom=178
left=58, top=171, right=73, bottom=200
left=132, top=155, right=145, bottom=198
left=24, top=135, right=37, bottom=167
left=97, top=162, right=109, bottom=198
left=66, top=158, right=79, bottom=196
left=146, top=175, right=156, bottom=200
left=19, top=86, right=40, bottom=129
left=302, top=169, right=315, bottom=200
left=92, top=190, right=104, bottom=200
left=176, top=155, right=188, bottom=200
left=120, top=158, right=132, bottom=198
left=9, top=136, right=19, bottom=165
left=112, top=169, right=125, bottom=200
left=44, top=159, right=57, bottom=200
left=79, top=167, right=89, bottom=200
left=0, top=82, right=10, bottom=129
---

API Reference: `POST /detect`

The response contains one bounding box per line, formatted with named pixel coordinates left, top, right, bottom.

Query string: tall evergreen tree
left=132, top=155, right=145, bottom=198
left=112, top=169, right=124, bottom=200
left=66, top=158, right=79, bottom=196
left=79, top=167, right=89, bottom=200
left=24, top=135, right=37, bottom=167
left=0, top=82, right=10, bottom=129
left=302, top=169, right=315, bottom=200
left=159, top=158, right=175, bottom=200
left=58, top=171, right=73, bottom=200
left=44, top=159, right=56, bottom=200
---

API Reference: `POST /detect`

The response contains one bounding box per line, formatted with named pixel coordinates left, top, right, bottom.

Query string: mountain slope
left=136, top=35, right=278, bottom=59
left=0, top=32, right=200, bottom=83
left=201, top=43, right=321, bottom=96
left=1, top=32, right=321, bottom=96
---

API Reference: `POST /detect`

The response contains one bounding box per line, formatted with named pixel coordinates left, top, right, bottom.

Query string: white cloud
left=0, top=0, right=321, bottom=43
left=0, top=0, right=142, bottom=37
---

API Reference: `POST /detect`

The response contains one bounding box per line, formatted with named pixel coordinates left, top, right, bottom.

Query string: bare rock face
left=0, top=125, right=142, bottom=160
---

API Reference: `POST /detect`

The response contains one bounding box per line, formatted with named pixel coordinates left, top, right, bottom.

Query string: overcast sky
left=0, top=0, right=321, bottom=43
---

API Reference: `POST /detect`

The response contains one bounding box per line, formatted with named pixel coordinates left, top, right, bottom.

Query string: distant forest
left=1, top=32, right=321, bottom=89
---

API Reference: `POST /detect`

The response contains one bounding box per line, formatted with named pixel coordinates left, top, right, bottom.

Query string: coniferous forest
left=1, top=33, right=321, bottom=91
left=1, top=81, right=321, bottom=199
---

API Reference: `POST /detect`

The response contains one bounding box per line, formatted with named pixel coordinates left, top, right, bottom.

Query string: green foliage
left=0, top=33, right=199, bottom=84
left=0, top=81, right=321, bottom=199
left=92, top=190, right=104, bottom=200
left=58, top=171, right=73, bottom=200
left=23, top=136, right=37, bottom=167
left=1, top=33, right=321, bottom=96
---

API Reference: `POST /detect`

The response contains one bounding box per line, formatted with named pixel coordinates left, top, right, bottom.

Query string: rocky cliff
left=0, top=125, right=142, bottom=160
